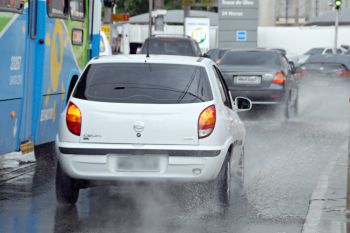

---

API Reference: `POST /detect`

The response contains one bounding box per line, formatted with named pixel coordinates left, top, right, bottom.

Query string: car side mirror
left=202, top=53, right=210, bottom=58
left=289, top=61, right=296, bottom=74
left=235, top=97, right=252, bottom=112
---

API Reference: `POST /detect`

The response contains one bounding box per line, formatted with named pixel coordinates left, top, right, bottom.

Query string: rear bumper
left=230, top=89, right=286, bottom=104
left=56, top=140, right=230, bottom=183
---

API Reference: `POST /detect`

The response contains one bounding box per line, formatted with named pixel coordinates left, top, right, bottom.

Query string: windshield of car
left=74, top=63, right=213, bottom=104
left=220, top=51, right=281, bottom=66
left=140, top=38, right=195, bottom=56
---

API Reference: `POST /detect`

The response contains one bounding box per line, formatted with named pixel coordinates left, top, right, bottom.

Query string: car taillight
left=272, top=71, right=286, bottom=84
left=336, top=71, right=350, bottom=77
left=66, top=102, right=81, bottom=136
left=198, top=105, right=216, bottom=139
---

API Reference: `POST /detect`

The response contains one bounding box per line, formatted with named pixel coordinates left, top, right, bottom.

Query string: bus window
left=70, top=0, right=85, bottom=21
left=47, top=0, right=68, bottom=18
left=0, top=0, right=24, bottom=13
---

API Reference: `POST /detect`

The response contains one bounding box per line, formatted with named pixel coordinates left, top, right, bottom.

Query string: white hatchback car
left=56, top=55, right=251, bottom=206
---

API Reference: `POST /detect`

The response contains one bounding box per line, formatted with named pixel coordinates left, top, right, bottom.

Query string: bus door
left=16, top=0, right=40, bottom=153
left=0, top=0, right=27, bottom=154
left=33, top=0, right=91, bottom=146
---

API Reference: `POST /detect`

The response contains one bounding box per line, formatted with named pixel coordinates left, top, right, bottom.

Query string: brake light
left=198, top=105, right=216, bottom=139
left=272, top=71, right=286, bottom=84
left=336, top=71, right=350, bottom=77
left=66, top=102, right=81, bottom=136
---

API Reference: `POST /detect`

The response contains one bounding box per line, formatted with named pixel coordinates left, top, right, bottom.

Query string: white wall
left=258, top=26, right=350, bottom=57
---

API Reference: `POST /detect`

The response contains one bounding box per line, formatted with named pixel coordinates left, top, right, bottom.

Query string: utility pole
left=334, top=8, right=339, bottom=54
left=285, top=0, right=289, bottom=24
left=333, top=0, right=342, bottom=54
left=149, top=0, right=153, bottom=37
left=294, top=0, right=299, bottom=25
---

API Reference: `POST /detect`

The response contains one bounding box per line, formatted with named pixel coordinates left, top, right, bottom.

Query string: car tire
left=216, top=155, right=231, bottom=207
left=285, top=91, right=295, bottom=119
left=56, top=162, right=80, bottom=205
left=294, top=90, right=299, bottom=116
left=233, top=147, right=245, bottom=189
left=34, top=142, right=56, bottom=167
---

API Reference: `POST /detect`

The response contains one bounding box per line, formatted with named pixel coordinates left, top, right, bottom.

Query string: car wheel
left=216, top=155, right=231, bottom=207
left=234, top=147, right=245, bottom=189
left=294, top=90, right=299, bottom=116
left=56, top=162, right=80, bottom=205
left=34, top=142, right=57, bottom=167
left=285, top=91, right=296, bottom=119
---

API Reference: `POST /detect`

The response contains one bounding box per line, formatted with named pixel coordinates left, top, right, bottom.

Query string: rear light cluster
left=336, top=71, right=350, bottom=77
left=66, top=102, right=81, bottom=136
left=198, top=105, right=216, bottom=139
left=272, top=71, right=286, bottom=84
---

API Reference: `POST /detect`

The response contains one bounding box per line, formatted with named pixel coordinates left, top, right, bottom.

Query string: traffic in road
left=1, top=0, right=350, bottom=232
left=0, top=75, right=349, bottom=232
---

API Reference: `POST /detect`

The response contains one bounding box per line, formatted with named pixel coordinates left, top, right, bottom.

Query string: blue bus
left=0, top=0, right=101, bottom=157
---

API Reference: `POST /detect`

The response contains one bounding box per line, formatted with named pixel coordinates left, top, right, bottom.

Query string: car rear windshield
left=140, top=38, right=195, bottom=56
left=220, top=51, right=281, bottom=66
left=73, top=63, right=213, bottom=104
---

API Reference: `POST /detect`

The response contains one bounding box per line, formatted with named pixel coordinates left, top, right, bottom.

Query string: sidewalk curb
left=301, top=143, right=347, bottom=233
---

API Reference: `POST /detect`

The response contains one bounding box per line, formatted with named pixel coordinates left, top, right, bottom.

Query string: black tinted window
left=74, top=63, right=213, bottom=104
left=220, top=51, right=281, bottom=66
left=140, top=38, right=195, bottom=56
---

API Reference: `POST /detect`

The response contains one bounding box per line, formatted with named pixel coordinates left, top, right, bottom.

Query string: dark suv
left=140, top=35, right=202, bottom=57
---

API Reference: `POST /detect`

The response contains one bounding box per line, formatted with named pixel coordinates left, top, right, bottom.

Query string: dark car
left=219, top=49, right=299, bottom=118
left=297, top=54, right=350, bottom=84
left=140, top=35, right=202, bottom=57
left=206, top=48, right=227, bottom=64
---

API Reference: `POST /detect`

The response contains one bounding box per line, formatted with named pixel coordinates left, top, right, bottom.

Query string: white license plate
left=234, top=76, right=261, bottom=84
left=116, top=156, right=160, bottom=172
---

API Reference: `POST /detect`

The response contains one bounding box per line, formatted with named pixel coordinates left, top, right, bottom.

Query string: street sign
left=185, top=17, right=210, bottom=53
left=218, top=0, right=258, bottom=49
left=112, top=14, right=130, bottom=21
left=236, top=31, right=247, bottom=41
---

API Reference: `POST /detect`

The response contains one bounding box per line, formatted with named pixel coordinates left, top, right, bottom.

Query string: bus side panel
left=32, top=1, right=89, bottom=145
left=0, top=12, right=28, bottom=154
left=0, top=100, right=22, bottom=154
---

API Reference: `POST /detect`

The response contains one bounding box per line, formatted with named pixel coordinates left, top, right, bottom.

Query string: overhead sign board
left=218, top=0, right=258, bottom=49
left=185, top=17, right=210, bottom=53
left=112, top=14, right=130, bottom=21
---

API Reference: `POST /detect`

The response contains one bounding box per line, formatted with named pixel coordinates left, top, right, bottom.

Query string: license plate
left=116, top=156, right=160, bottom=172
left=234, top=75, right=261, bottom=84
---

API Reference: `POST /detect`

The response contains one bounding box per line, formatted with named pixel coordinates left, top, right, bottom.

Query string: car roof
left=91, top=54, right=211, bottom=66
left=147, top=36, right=195, bottom=42
left=224, top=49, right=282, bottom=56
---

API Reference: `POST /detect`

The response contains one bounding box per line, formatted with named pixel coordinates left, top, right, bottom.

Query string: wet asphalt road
left=0, top=79, right=349, bottom=233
